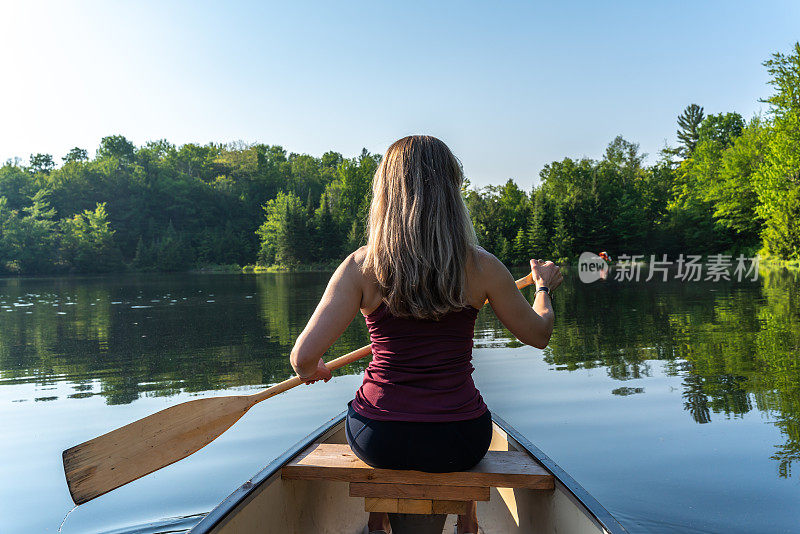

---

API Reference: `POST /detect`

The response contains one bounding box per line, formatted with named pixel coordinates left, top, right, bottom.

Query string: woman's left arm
left=290, top=252, right=364, bottom=383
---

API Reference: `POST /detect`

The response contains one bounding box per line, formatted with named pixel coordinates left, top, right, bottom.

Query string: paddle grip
left=251, top=273, right=534, bottom=404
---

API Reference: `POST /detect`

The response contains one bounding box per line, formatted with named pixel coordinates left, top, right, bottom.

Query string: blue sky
left=1, top=1, right=798, bottom=188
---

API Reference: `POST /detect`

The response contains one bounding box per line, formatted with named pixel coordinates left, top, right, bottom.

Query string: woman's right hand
left=297, top=357, right=332, bottom=385
left=530, top=259, right=563, bottom=291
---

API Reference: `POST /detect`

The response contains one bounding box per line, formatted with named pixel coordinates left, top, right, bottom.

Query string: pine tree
left=512, top=228, right=528, bottom=265
left=497, top=236, right=512, bottom=264
left=314, top=193, right=341, bottom=261
left=278, top=200, right=311, bottom=265
left=551, top=208, right=574, bottom=262
left=306, top=190, right=315, bottom=219
left=677, top=104, right=705, bottom=157
left=156, top=222, right=192, bottom=271
left=132, top=236, right=152, bottom=269
left=346, top=219, right=364, bottom=251
left=526, top=191, right=550, bottom=258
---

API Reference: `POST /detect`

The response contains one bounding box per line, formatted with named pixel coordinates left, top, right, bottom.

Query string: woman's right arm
left=481, top=253, right=562, bottom=349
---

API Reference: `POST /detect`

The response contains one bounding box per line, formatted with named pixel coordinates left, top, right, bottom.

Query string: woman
left=290, top=135, right=562, bottom=534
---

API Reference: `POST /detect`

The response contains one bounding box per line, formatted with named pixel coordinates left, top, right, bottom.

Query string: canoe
left=188, top=411, right=627, bottom=534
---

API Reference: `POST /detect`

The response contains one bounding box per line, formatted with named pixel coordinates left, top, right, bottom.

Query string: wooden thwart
left=282, top=443, right=554, bottom=490
left=364, top=497, right=469, bottom=515
left=350, top=482, right=490, bottom=501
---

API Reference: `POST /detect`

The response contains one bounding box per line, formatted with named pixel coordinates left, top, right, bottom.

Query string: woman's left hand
left=299, top=358, right=332, bottom=385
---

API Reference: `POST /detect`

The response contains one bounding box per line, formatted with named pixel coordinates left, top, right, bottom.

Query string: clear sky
left=1, top=1, right=798, bottom=188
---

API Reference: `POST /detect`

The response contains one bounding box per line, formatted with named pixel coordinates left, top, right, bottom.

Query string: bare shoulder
left=470, top=246, right=515, bottom=292
left=351, top=245, right=368, bottom=266
left=465, top=246, right=505, bottom=308
left=470, top=245, right=505, bottom=277
left=349, top=246, right=373, bottom=281
left=346, top=246, right=382, bottom=312
left=337, top=246, right=367, bottom=280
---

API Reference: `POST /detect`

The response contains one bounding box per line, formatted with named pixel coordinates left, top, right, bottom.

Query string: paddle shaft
left=249, top=272, right=534, bottom=405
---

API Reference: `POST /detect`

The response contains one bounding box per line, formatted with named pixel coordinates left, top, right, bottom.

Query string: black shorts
left=345, top=402, right=492, bottom=473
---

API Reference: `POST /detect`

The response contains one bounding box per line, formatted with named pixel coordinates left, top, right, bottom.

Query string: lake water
left=1, top=269, right=799, bottom=533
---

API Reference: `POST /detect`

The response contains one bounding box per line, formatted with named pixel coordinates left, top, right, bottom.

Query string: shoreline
left=2, top=255, right=798, bottom=278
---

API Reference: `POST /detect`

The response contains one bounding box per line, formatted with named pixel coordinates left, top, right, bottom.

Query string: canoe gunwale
left=491, top=413, right=628, bottom=534
left=189, top=410, right=628, bottom=534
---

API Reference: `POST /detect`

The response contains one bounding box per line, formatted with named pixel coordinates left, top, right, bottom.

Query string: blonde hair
left=363, top=135, right=477, bottom=320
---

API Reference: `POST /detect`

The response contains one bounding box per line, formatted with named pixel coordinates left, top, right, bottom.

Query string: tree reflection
left=1, top=268, right=799, bottom=478
left=541, top=266, right=800, bottom=478
left=0, top=273, right=373, bottom=406
left=681, top=370, right=711, bottom=424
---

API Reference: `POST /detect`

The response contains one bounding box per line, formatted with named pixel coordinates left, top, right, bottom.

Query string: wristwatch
left=534, top=286, right=551, bottom=299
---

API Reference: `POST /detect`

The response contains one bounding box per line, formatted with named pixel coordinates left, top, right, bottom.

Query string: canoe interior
left=191, top=413, right=625, bottom=534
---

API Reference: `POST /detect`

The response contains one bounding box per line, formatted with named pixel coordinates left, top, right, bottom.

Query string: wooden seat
left=282, top=443, right=554, bottom=515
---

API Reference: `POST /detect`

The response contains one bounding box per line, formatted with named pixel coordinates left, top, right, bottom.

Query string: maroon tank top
left=351, top=300, right=488, bottom=422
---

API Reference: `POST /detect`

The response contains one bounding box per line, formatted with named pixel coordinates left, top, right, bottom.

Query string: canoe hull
left=190, top=412, right=626, bottom=534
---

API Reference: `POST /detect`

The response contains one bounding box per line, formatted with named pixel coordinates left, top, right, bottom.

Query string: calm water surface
left=1, top=270, right=799, bottom=533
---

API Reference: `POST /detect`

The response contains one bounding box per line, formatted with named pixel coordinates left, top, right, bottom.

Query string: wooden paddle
left=63, top=273, right=534, bottom=505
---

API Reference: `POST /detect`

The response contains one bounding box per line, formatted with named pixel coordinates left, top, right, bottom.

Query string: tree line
left=1, top=43, right=798, bottom=275
left=0, top=139, right=379, bottom=273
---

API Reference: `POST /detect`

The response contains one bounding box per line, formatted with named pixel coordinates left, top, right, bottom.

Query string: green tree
left=256, top=191, right=311, bottom=266
left=313, top=192, right=342, bottom=260
left=346, top=219, right=365, bottom=252
left=677, top=103, right=705, bottom=157
left=0, top=191, right=57, bottom=273
left=97, top=135, right=135, bottom=163
left=155, top=222, right=193, bottom=271
left=63, top=148, right=89, bottom=163
left=512, top=228, right=528, bottom=264
left=551, top=207, right=574, bottom=262
left=29, top=153, right=55, bottom=174
left=697, top=112, right=745, bottom=148
left=708, top=117, right=768, bottom=247
left=496, top=236, right=512, bottom=263
left=324, top=150, right=376, bottom=230
left=59, top=203, right=124, bottom=272
left=526, top=189, right=551, bottom=258
left=667, top=112, right=751, bottom=254
left=754, top=43, right=800, bottom=259
left=0, top=162, right=36, bottom=210
left=132, top=236, right=155, bottom=270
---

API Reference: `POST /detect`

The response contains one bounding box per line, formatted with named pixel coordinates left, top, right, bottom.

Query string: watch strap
left=535, top=286, right=551, bottom=298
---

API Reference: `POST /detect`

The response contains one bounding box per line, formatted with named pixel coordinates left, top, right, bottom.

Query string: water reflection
left=0, top=268, right=799, bottom=479
left=544, top=266, right=800, bottom=478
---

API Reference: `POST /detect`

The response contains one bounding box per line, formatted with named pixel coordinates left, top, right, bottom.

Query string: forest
left=0, top=43, right=798, bottom=275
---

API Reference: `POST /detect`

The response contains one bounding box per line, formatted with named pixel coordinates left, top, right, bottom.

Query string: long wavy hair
left=363, top=135, right=478, bottom=320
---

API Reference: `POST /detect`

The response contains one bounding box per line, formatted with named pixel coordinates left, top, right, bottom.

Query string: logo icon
left=578, top=252, right=609, bottom=283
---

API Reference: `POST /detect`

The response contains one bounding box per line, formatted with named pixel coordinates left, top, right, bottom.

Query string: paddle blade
left=63, top=395, right=253, bottom=504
